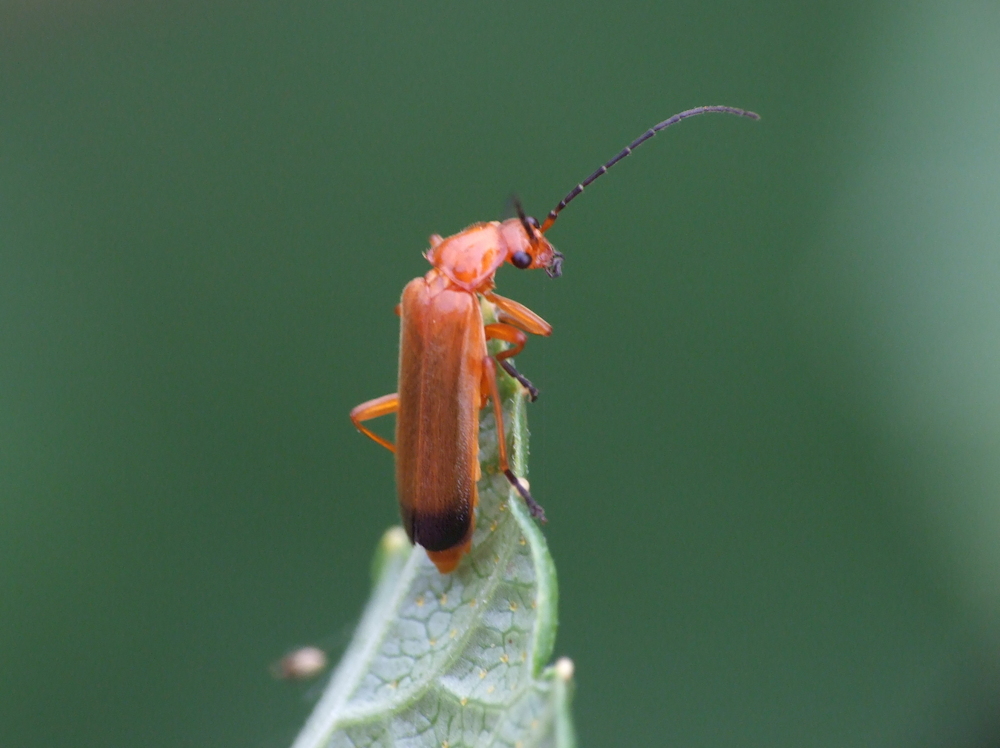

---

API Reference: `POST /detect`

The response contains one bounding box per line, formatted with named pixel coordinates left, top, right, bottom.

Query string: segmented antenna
left=539, top=105, right=759, bottom=234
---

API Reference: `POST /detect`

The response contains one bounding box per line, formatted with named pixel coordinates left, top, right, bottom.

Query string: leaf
left=290, top=350, right=575, bottom=748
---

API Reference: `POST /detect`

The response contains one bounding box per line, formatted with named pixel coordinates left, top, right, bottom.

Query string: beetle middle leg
left=484, top=323, right=540, bottom=401
left=349, top=393, right=398, bottom=452
left=484, top=292, right=553, bottom=402
left=482, top=357, right=547, bottom=523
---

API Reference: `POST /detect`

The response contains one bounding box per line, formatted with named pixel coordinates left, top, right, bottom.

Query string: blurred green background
left=3, top=1, right=1000, bottom=745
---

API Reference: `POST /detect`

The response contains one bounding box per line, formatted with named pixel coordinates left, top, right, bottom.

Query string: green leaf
left=290, top=352, right=575, bottom=748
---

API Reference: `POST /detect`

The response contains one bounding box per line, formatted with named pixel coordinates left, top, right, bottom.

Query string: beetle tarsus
left=504, top=468, right=548, bottom=523
left=500, top=360, right=540, bottom=402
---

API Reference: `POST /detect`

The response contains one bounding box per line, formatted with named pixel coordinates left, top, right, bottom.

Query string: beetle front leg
left=349, top=393, right=399, bottom=453
left=484, top=291, right=553, bottom=336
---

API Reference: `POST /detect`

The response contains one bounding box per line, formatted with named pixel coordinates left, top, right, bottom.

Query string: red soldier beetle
left=350, top=105, right=759, bottom=573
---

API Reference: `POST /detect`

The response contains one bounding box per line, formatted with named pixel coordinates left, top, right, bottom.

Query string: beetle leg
left=499, top=360, right=538, bottom=401
left=484, top=323, right=527, bottom=360
left=484, top=323, right=539, bottom=401
left=482, top=357, right=547, bottom=523
left=349, top=393, right=398, bottom=453
left=483, top=293, right=552, bottom=401
left=484, top=292, right=553, bottom=336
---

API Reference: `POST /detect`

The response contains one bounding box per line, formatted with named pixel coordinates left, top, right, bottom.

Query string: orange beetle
left=351, top=106, right=759, bottom=573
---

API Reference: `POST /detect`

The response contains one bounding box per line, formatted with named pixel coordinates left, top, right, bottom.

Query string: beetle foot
left=504, top=469, right=548, bottom=523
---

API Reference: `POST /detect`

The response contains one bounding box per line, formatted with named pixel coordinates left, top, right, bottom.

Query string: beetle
left=350, top=105, right=759, bottom=573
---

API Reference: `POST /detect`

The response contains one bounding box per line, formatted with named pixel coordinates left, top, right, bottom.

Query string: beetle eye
left=511, top=250, right=532, bottom=269
left=527, top=216, right=539, bottom=229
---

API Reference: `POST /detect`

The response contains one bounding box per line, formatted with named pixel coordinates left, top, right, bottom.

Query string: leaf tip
left=554, top=656, right=575, bottom=683
left=370, top=525, right=410, bottom=584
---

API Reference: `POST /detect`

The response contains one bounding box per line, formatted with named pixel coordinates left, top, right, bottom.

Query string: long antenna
left=539, top=105, right=759, bottom=234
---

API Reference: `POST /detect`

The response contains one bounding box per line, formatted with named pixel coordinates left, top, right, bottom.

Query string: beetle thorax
left=426, top=222, right=509, bottom=292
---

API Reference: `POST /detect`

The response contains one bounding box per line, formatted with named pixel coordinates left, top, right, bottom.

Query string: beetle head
left=502, top=198, right=564, bottom=278
left=498, top=217, right=562, bottom=278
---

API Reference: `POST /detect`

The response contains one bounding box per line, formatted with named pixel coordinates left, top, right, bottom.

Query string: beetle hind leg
left=503, top=469, right=547, bottom=523
left=482, top=357, right=548, bottom=524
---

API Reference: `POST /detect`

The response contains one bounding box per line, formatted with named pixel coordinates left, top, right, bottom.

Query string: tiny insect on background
left=351, top=105, right=760, bottom=574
